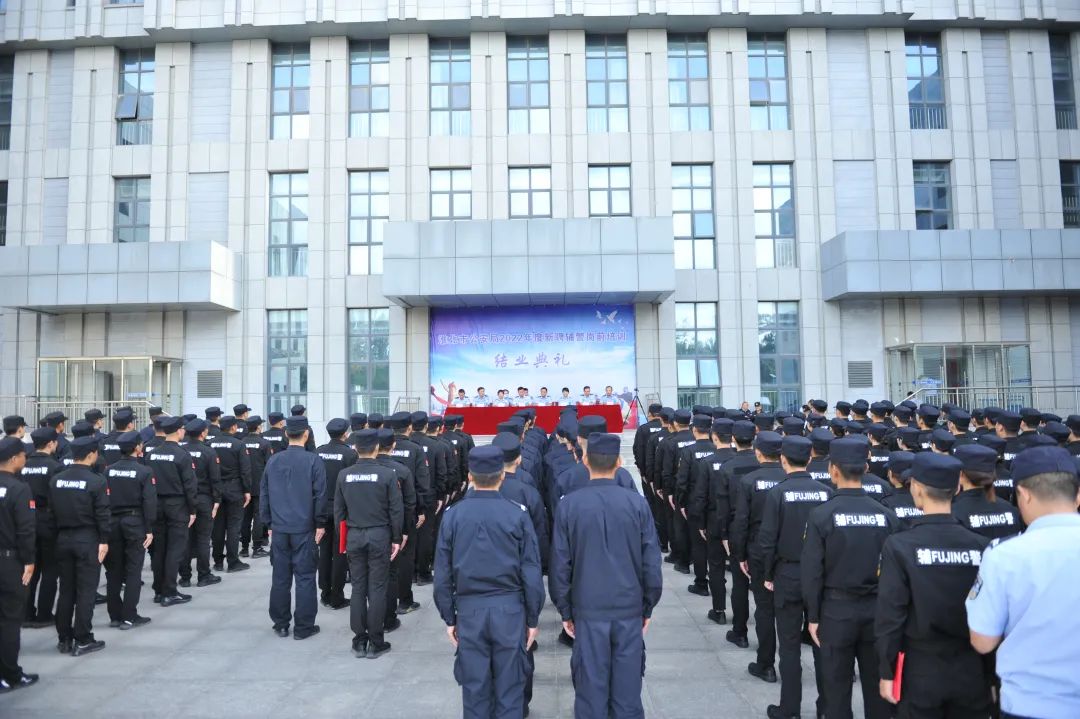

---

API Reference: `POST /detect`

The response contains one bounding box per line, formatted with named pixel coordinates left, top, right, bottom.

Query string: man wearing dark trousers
left=676, top=414, right=718, bottom=598
left=374, top=429, right=415, bottom=631
left=316, top=418, right=357, bottom=610
left=179, top=419, right=222, bottom=589
left=335, top=429, right=402, bottom=659
left=209, top=416, right=252, bottom=573
left=145, top=417, right=198, bottom=607
left=49, top=436, right=111, bottom=657
left=0, top=437, right=38, bottom=693
left=660, top=409, right=694, bottom=573
left=386, top=413, right=431, bottom=586
left=19, top=428, right=63, bottom=628
left=103, top=432, right=157, bottom=630
left=241, top=416, right=273, bottom=559
left=720, top=420, right=759, bottom=646
left=687, top=417, right=736, bottom=625
left=260, top=416, right=327, bottom=640
left=408, top=411, right=444, bottom=586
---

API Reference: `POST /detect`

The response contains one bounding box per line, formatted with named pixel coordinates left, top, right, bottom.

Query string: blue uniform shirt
left=966, top=513, right=1080, bottom=719
left=259, top=445, right=327, bottom=533
left=472, top=395, right=492, bottom=407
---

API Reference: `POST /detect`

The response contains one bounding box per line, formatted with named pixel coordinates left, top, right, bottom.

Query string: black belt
left=824, top=588, right=875, bottom=601
left=112, top=509, right=141, bottom=517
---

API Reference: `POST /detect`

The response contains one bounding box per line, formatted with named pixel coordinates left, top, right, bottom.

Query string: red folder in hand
left=893, top=652, right=905, bottom=702
left=338, top=521, right=347, bottom=554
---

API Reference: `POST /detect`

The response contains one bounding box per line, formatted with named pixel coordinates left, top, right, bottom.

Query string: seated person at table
left=472, top=387, right=492, bottom=407
left=493, top=390, right=512, bottom=407
left=535, top=388, right=554, bottom=406
left=557, top=388, right=574, bottom=407
left=451, top=389, right=470, bottom=407
left=598, top=386, right=621, bottom=406
left=513, top=387, right=534, bottom=407
left=578, top=386, right=599, bottom=406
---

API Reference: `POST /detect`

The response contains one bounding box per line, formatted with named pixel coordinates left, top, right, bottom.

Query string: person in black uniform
left=660, top=409, right=694, bottom=574
left=492, top=433, right=549, bottom=568
left=335, top=429, right=402, bottom=658
left=49, top=436, right=110, bottom=656
left=435, top=445, right=544, bottom=718
left=241, top=416, right=274, bottom=558
left=387, top=412, right=432, bottom=589
left=807, top=427, right=833, bottom=484
left=289, top=405, right=318, bottom=452
left=866, top=424, right=891, bottom=479
left=19, top=428, right=62, bottom=628
left=103, top=431, right=156, bottom=629
left=178, top=419, right=222, bottom=589
left=976, top=433, right=1016, bottom=504
left=643, top=408, right=672, bottom=553
left=260, top=416, right=327, bottom=639
left=374, top=429, right=415, bottom=631
left=209, top=416, right=252, bottom=573
left=875, top=452, right=992, bottom=718
left=549, top=433, right=662, bottom=719
left=98, top=409, right=136, bottom=467
left=425, top=416, right=459, bottom=552
left=676, top=414, right=718, bottom=598
left=880, top=451, right=923, bottom=527
left=948, top=409, right=975, bottom=449
left=757, top=435, right=833, bottom=719
left=262, top=412, right=288, bottom=453
left=204, top=407, right=223, bottom=438
left=316, top=418, right=356, bottom=610
left=633, top=403, right=664, bottom=481
left=802, top=437, right=899, bottom=719
left=720, top=420, right=760, bottom=646
left=2, top=416, right=27, bottom=441
left=951, top=445, right=1022, bottom=540
left=994, top=411, right=1024, bottom=468
left=688, top=417, right=735, bottom=625
left=144, top=416, right=197, bottom=607
left=1064, top=415, right=1080, bottom=457
left=732, top=431, right=784, bottom=679
left=0, top=438, right=37, bottom=693
left=407, top=412, right=443, bottom=586
left=42, top=412, right=70, bottom=460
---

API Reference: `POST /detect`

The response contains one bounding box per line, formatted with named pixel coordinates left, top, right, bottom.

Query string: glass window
left=748, top=33, right=789, bottom=130
left=431, top=168, right=471, bottom=220
left=1050, top=35, right=1077, bottom=130
left=430, top=39, right=470, bottom=136
left=0, top=57, right=11, bottom=151
left=588, top=165, right=631, bottom=217
left=668, top=34, right=710, bottom=132
left=758, top=301, right=801, bottom=412
left=116, top=49, right=154, bottom=145
left=676, top=301, right=720, bottom=397
left=1062, top=161, right=1080, bottom=229
left=114, top=177, right=150, bottom=243
left=913, top=161, right=952, bottom=230
left=585, top=35, right=629, bottom=133
left=753, top=163, right=796, bottom=268
left=0, top=181, right=6, bottom=246
left=267, top=309, right=307, bottom=414
left=349, top=170, right=390, bottom=275
left=347, top=308, right=391, bottom=414
left=905, top=33, right=946, bottom=129
left=271, top=44, right=310, bottom=140
left=507, top=37, right=550, bottom=134
left=268, top=172, right=308, bottom=276
left=672, top=164, right=714, bottom=269
left=349, top=41, right=390, bottom=138
left=508, top=166, right=552, bottom=218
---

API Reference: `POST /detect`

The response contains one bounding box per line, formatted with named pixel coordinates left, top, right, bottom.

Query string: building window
left=116, top=49, right=154, bottom=146
left=0, top=181, right=6, bottom=246
left=349, top=41, right=390, bottom=138
left=348, top=308, right=391, bottom=414
left=431, top=168, right=471, bottom=220
left=676, top=302, right=720, bottom=405
left=267, top=310, right=307, bottom=414
left=758, top=301, right=801, bottom=413
left=1063, top=162, right=1080, bottom=228
left=668, top=34, right=710, bottom=132
left=430, top=39, right=470, bottom=136
left=0, top=57, right=11, bottom=151
left=271, top=44, right=310, bottom=140
left=508, top=166, right=551, bottom=218
left=748, top=33, right=789, bottom=130
left=913, top=161, right=952, bottom=230
left=672, top=164, right=714, bottom=269
left=108, top=0, right=142, bottom=4
left=507, top=37, right=549, bottom=134
left=585, top=35, right=629, bottom=133
left=1051, top=35, right=1077, bottom=130
left=268, top=172, right=308, bottom=276
left=906, top=33, right=946, bottom=129
left=753, top=163, right=796, bottom=268
left=349, top=170, right=390, bottom=275
left=588, top=165, right=631, bottom=217
left=114, top=177, right=150, bottom=243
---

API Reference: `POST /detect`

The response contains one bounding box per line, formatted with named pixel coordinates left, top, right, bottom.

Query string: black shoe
left=28, top=616, right=54, bottom=629
left=396, top=601, right=420, bottom=615
left=748, top=662, right=778, bottom=683
left=767, top=705, right=798, bottom=719
left=212, top=562, right=224, bottom=572
left=384, top=618, right=402, bottom=633
left=414, top=575, right=433, bottom=586
left=0, top=673, right=38, bottom=694
left=320, top=594, right=331, bottom=607
left=328, top=598, right=350, bottom=610
left=687, top=584, right=709, bottom=597
left=239, top=547, right=250, bottom=558
left=726, top=630, right=749, bottom=648
left=659, top=544, right=670, bottom=554
left=673, top=564, right=691, bottom=575
left=108, top=619, right=123, bottom=628
left=56, top=639, right=73, bottom=654
left=294, top=625, right=320, bottom=640
left=160, top=594, right=192, bottom=607
left=119, top=616, right=152, bottom=630
left=72, top=639, right=106, bottom=657
left=558, top=629, right=574, bottom=647
left=94, top=593, right=107, bottom=605
left=663, top=555, right=676, bottom=564
left=274, top=626, right=289, bottom=638
left=352, top=637, right=368, bottom=658
left=153, top=594, right=163, bottom=604
left=368, top=641, right=391, bottom=659
left=227, top=561, right=250, bottom=573
left=707, top=610, right=728, bottom=625
left=178, top=578, right=192, bottom=588
left=252, top=548, right=270, bottom=559
left=196, top=574, right=222, bottom=587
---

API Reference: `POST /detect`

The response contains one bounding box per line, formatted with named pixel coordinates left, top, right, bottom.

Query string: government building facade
left=1, top=0, right=1079, bottom=430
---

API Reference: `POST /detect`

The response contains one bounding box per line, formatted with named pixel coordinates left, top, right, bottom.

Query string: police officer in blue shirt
left=968, top=445, right=1080, bottom=719
left=549, top=433, right=663, bottom=719
left=259, top=416, right=327, bottom=640
left=472, top=387, right=493, bottom=407
left=434, top=445, right=544, bottom=719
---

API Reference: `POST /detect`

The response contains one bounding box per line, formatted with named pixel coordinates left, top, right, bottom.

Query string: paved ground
left=12, top=449, right=849, bottom=718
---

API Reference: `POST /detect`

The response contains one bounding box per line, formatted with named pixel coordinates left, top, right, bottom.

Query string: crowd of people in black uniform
left=0, top=395, right=1078, bottom=719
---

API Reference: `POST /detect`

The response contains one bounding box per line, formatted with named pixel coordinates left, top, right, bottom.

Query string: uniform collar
left=909, top=513, right=961, bottom=527
left=471, top=489, right=502, bottom=498
left=781, top=470, right=812, bottom=482
left=835, top=488, right=865, bottom=496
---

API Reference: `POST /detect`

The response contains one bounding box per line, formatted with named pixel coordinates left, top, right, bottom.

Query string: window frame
left=675, top=301, right=720, bottom=395
left=1062, top=161, right=1080, bottom=229
left=747, top=33, right=789, bottom=130
left=348, top=170, right=390, bottom=275
left=672, top=163, right=715, bottom=269
left=267, top=309, right=308, bottom=414
left=587, top=164, right=631, bottom=217
left=349, top=40, right=390, bottom=138
left=270, top=43, right=311, bottom=140
left=430, top=168, right=472, bottom=220
left=508, top=166, right=552, bottom=219
left=507, top=36, right=550, bottom=135
left=913, top=161, right=952, bottom=230
left=268, top=172, right=309, bottom=277
left=1050, top=34, right=1078, bottom=130
left=0, top=56, right=12, bottom=151
left=753, top=163, right=796, bottom=268
left=668, top=34, right=710, bottom=132
left=905, top=33, right=947, bottom=130
left=114, top=176, right=151, bottom=243
left=0, top=181, right=7, bottom=246
left=758, top=301, right=802, bottom=413
left=430, top=39, right=471, bottom=137
left=116, top=49, right=154, bottom=146
left=347, top=308, right=391, bottom=415
left=585, top=35, right=629, bottom=133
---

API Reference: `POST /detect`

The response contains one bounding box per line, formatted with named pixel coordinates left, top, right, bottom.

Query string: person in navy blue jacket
left=548, top=433, right=664, bottom=719
left=434, top=445, right=544, bottom=719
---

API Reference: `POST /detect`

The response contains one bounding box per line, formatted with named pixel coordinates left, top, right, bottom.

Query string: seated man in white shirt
left=598, top=385, right=621, bottom=406
left=556, top=388, right=574, bottom=406
left=578, top=385, right=599, bottom=406
left=472, top=387, right=492, bottom=407
left=512, top=387, right=533, bottom=406
left=492, top=389, right=512, bottom=407
left=450, top=389, right=471, bottom=407
left=535, top=387, right=554, bottom=406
